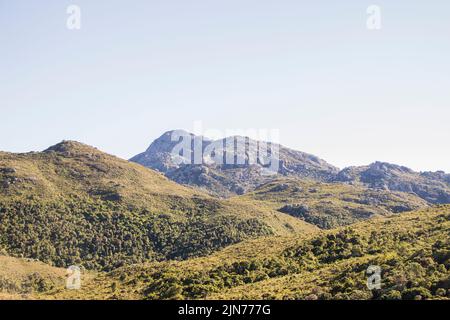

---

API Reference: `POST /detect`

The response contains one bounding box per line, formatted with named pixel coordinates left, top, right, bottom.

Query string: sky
left=1, top=0, right=449, bottom=172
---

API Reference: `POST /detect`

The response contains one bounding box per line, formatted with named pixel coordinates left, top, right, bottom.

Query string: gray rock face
left=131, top=131, right=450, bottom=203
left=334, top=161, right=450, bottom=204
left=130, top=130, right=339, bottom=197
left=130, top=130, right=206, bottom=173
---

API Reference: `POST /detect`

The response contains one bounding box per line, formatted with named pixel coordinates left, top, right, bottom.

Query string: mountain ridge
left=131, top=131, right=450, bottom=203
left=130, top=130, right=339, bottom=197
left=334, top=161, right=450, bottom=204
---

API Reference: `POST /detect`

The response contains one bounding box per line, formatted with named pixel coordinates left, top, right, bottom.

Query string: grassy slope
left=36, top=206, right=449, bottom=300
left=0, top=141, right=315, bottom=271
left=0, top=255, right=66, bottom=300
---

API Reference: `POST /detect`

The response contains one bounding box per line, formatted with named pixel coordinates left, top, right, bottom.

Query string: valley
left=0, top=136, right=449, bottom=300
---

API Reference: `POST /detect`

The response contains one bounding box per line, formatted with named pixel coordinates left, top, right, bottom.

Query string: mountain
left=130, top=130, right=339, bottom=197
left=0, top=141, right=316, bottom=271
left=131, top=131, right=450, bottom=205
left=0, top=140, right=448, bottom=301
left=38, top=205, right=449, bottom=300
left=335, top=162, right=450, bottom=204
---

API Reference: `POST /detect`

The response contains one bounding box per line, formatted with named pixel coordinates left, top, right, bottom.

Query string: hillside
left=130, top=130, right=339, bottom=197
left=211, top=206, right=450, bottom=300
left=0, top=255, right=66, bottom=300
left=39, top=206, right=449, bottom=300
left=233, top=178, right=428, bottom=229
left=1, top=141, right=447, bottom=301
left=0, top=141, right=316, bottom=271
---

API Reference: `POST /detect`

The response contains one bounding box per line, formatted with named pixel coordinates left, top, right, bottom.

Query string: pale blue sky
left=1, top=1, right=449, bottom=172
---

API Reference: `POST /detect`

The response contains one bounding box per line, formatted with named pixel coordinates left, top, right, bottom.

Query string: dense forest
left=118, top=206, right=449, bottom=300
left=0, top=197, right=271, bottom=271
left=25, top=206, right=446, bottom=301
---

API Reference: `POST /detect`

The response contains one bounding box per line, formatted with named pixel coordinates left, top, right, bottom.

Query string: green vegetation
left=0, top=141, right=314, bottom=271
left=238, top=179, right=428, bottom=229
left=0, top=141, right=447, bottom=300
left=0, top=198, right=274, bottom=271
left=36, top=206, right=448, bottom=300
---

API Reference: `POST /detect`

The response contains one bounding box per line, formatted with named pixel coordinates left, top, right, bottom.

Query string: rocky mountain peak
left=130, top=131, right=450, bottom=203
left=334, top=162, right=450, bottom=204
left=130, top=130, right=339, bottom=197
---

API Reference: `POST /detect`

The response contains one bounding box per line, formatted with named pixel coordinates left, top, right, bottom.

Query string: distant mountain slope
left=131, top=131, right=450, bottom=204
left=335, top=162, right=450, bottom=204
left=0, top=141, right=316, bottom=271
left=130, top=130, right=339, bottom=197
left=234, top=178, right=428, bottom=229
left=45, top=206, right=450, bottom=300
